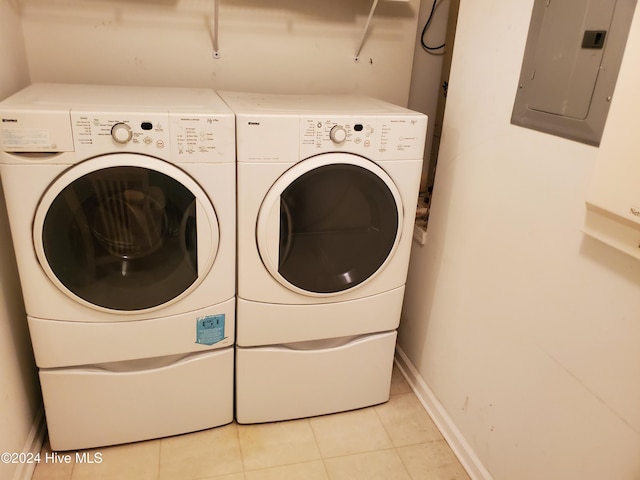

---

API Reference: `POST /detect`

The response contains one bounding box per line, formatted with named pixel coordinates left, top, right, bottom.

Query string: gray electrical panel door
left=512, top=0, right=637, bottom=146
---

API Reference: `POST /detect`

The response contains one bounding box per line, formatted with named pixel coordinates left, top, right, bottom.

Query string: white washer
left=0, top=84, right=236, bottom=450
left=219, top=92, right=427, bottom=423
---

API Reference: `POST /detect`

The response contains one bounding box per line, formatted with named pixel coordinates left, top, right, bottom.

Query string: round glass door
left=257, top=154, right=403, bottom=295
left=34, top=154, right=218, bottom=312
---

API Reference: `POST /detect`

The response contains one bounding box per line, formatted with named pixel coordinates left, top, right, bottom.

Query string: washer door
left=256, top=153, right=403, bottom=296
left=33, top=154, right=219, bottom=313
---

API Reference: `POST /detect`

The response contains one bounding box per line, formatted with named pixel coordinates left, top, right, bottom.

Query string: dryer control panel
left=300, top=115, right=427, bottom=160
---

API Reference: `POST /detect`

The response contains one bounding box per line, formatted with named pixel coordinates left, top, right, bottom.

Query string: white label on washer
left=195, top=314, right=225, bottom=346
left=2, top=128, right=50, bottom=148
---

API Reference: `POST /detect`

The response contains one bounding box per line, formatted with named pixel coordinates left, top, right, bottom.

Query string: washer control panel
left=300, top=115, right=427, bottom=160
left=72, top=112, right=172, bottom=154
left=169, top=113, right=234, bottom=162
left=71, top=111, right=233, bottom=161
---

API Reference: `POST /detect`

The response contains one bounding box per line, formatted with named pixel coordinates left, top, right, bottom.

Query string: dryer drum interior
left=276, top=163, right=399, bottom=294
left=40, top=166, right=199, bottom=311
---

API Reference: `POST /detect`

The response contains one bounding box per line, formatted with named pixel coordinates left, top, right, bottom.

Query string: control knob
left=111, top=123, right=133, bottom=144
left=329, top=125, right=347, bottom=144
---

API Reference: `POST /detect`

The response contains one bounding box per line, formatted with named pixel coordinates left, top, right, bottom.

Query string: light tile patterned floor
left=32, top=367, right=469, bottom=480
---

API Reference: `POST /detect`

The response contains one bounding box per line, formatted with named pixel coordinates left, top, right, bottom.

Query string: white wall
left=19, top=0, right=422, bottom=106
left=398, top=1, right=640, bottom=479
left=0, top=1, right=41, bottom=479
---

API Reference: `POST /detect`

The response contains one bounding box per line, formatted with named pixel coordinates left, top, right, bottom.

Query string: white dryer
left=219, top=92, right=427, bottom=423
left=0, top=84, right=236, bottom=450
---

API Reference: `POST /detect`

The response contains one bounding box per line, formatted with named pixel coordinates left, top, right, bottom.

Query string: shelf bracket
left=354, top=0, right=380, bottom=62
left=208, top=0, right=220, bottom=59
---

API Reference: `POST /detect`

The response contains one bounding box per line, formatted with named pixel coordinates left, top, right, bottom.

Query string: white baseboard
left=394, top=347, right=494, bottom=480
left=12, top=405, right=46, bottom=480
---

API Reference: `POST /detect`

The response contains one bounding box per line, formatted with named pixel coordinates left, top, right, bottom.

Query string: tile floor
left=32, top=367, right=470, bottom=480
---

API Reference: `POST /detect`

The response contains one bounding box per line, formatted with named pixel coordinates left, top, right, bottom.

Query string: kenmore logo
left=2, top=118, right=18, bottom=122
left=248, top=122, right=260, bottom=125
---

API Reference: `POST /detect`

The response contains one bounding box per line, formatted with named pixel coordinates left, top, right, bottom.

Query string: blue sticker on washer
left=196, top=314, right=225, bottom=346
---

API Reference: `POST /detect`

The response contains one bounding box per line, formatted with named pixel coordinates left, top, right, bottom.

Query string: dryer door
left=256, top=153, right=403, bottom=296
left=33, top=153, right=219, bottom=313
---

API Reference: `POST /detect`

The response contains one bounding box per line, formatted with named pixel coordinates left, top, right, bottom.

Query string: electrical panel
left=511, top=0, right=637, bottom=146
